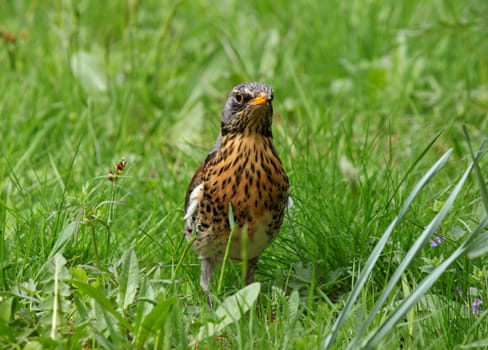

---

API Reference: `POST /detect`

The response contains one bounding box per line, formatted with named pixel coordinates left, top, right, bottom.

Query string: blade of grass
left=322, top=148, right=452, bottom=349
left=350, top=149, right=480, bottom=349
left=191, top=282, right=260, bottom=345
left=0, top=185, right=7, bottom=290
left=47, top=220, right=80, bottom=259
left=217, top=204, right=236, bottom=293
left=134, top=296, right=176, bottom=349
left=117, top=249, right=140, bottom=311
left=384, top=130, right=444, bottom=211
left=70, top=279, right=132, bottom=331
left=460, top=339, right=488, bottom=349
left=361, top=143, right=487, bottom=349
left=463, top=127, right=488, bottom=212
left=466, top=231, right=488, bottom=258
left=363, top=216, right=488, bottom=349
left=50, top=253, right=66, bottom=339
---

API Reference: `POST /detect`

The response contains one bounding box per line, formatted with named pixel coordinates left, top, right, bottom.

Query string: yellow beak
left=249, top=92, right=268, bottom=106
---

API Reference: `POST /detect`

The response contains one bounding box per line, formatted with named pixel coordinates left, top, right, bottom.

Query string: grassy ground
left=1, top=0, right=488, bottom=348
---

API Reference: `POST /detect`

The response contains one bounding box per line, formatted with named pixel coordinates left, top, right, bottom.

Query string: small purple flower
left=430, top=236, right=446, bottom=247
left=472, top=298, right=483, bottom=315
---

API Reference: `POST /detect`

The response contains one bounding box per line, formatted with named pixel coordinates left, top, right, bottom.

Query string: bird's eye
left=234, top=92, right=244, bottom=104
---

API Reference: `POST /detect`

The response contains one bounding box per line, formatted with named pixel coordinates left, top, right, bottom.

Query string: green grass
left=1, top=0, right=488, bottom=348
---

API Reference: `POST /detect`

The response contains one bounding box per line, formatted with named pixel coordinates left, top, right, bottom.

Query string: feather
left=184, top=183, right=203, bottom=221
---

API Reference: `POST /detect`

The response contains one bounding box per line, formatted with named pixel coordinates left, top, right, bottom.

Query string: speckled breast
left=193, top=133, right=289, bottom=260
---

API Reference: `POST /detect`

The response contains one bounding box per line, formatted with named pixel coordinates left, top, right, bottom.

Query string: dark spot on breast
left=200, top=222, right=210, bottom=229
left=221, top=178, right=229, bottom=190
left=265, top=170, right=274, bottom=184
left=270, top=158, right=279, bottom=172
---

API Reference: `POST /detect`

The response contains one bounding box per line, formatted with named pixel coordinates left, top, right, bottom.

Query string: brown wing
left=184, top=161, right=205, bottom=211
left=184, top=151, right=217, bottom=211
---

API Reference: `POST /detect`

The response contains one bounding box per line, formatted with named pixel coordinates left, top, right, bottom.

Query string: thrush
left=184, top=82, right=290, bottom=306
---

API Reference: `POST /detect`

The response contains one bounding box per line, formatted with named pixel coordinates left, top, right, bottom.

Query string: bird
left=184, top=81, right=290, bottom=307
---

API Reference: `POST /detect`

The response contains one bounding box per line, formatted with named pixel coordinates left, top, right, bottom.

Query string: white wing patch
left=287, top=196, right=294, bottom=209
left=184, top=183, right=203, bottom=221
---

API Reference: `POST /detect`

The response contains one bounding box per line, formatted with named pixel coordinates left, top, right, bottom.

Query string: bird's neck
left=221, top=119, right=272, bottom=138
left=221, top=131, right=273, bottom=149
left=214, top=132, right=277, bottom=165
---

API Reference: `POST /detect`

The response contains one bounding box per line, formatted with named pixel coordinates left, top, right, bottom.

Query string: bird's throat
left=219, top=132, right=274, bottom=160
left=221, top=108, right=273, bottom=137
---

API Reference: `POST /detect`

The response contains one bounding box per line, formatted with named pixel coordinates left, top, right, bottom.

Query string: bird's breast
left=200, top=133, right=289, bottom=259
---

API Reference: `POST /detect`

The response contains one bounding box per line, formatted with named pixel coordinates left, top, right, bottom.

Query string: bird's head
left=220, top=82, right=274, bottom=137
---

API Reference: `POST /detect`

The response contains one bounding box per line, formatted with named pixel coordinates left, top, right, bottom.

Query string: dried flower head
left=0, top=30, right=17, bottom=43
left=108, top=158, right=127, bottom=182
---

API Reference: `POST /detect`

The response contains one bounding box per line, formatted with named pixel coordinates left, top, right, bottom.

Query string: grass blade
left=323, top=149, right=452, bottom=349
left=384, top=130, right=444, bottom=211
left=134, top=296, right=176, bottom=349
left=363, top=217, right=488, bottom=349
left=463, top=127, right=488, bottom=213
left=218, top=204, right=236, bottom=293
left=47, top=221, right=79, bottom=259
left=192, top=282, right=260, bottom=345
left=50, top=253, right=66, bottom=339
left=362, top=146, right=488, bottom=349
left=466, top=231, right=488, bottom=259
left=349, top=148, right=476, bottom=348
left=460, top=339, right=488, bottom=349
left=70, top=280, right=132, bottom=331
left=117, top=249, right=140, bottom=311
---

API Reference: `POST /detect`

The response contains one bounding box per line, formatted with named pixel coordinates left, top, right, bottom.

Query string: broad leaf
left=70, top=280, right=132, bottom=331
left=192, top=282, right=261, bottom=344
left=117, top=249, right=139, bottom=310
left=48, top=222, right=78, bottom=258
left=70, top=51, right=108, bottom=95
left=134, top=296, right=176, bottom=348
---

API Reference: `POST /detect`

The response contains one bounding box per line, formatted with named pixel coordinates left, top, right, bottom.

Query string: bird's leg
left=245, top=256, right=260, bottom=285
left=200, top=257, right=215, bottom=308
